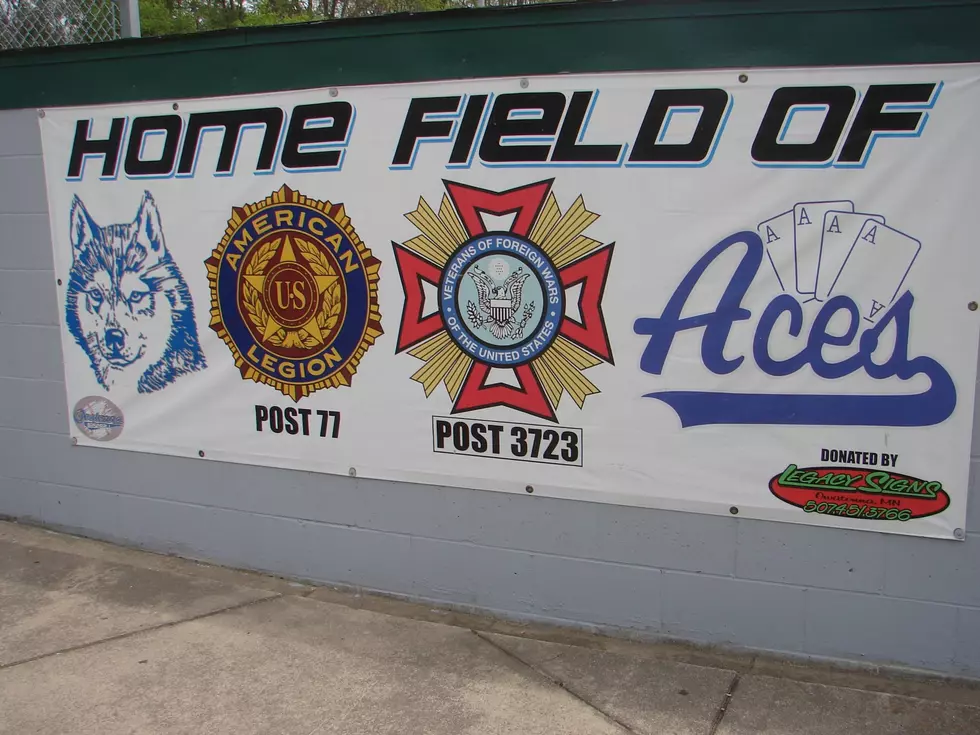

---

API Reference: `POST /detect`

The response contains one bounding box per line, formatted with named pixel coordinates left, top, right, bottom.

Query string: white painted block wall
left=2, top=107, right=978, bottom=677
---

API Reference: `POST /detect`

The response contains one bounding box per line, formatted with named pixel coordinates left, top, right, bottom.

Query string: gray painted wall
left=2, top=106, right=979, bottom=678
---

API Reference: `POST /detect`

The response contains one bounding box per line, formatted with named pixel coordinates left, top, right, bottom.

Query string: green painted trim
left=2, top=0, right=979, bottom=110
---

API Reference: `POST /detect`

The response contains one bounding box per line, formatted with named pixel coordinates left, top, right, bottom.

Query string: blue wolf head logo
left=66, top=192, right=207, bottom=393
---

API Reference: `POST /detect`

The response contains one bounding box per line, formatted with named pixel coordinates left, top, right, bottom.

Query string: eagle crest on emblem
left=465, top=264, right=535, bottom=340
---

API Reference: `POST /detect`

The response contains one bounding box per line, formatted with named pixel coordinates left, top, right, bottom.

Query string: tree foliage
left=138, top=0, right=558, bottom=37
left=0, top=0, right=561, bottom=50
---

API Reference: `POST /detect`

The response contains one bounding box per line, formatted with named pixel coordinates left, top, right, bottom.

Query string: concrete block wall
left=2, top=106, right=979, bottom=678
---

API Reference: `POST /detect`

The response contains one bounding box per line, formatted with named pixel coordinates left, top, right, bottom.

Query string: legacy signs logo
left=769, top=464, right=950, bottom=522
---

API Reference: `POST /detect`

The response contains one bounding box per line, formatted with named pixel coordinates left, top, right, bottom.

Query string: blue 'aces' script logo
left=633, top=230, right=955, bottom=428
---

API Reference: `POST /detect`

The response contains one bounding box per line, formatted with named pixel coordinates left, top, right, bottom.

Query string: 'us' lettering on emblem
left=206, top=185, right=382, bottom=400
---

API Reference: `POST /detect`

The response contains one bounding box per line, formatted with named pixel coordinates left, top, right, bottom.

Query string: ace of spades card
left=827, top=220, right=921, bottom=323
left=792, top=200, right=854, bottom=298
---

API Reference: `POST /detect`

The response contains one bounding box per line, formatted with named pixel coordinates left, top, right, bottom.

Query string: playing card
left=756, top=210, right=794, bottom=292
left=815, top=211, right=886, bottom=301
left=793, top=200, right=854, bottom=297
left=827, top=221, right=921, bottom=323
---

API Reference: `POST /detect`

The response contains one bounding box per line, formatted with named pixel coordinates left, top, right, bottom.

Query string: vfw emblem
left=206, top=186, right=382, bottom=400
left=393, top=179, right=613, bottom=421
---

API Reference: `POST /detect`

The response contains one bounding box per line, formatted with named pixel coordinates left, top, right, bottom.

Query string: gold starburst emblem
left=393, top=179, right=614, bottom=421
left=206, top=185, right=382, bottom=401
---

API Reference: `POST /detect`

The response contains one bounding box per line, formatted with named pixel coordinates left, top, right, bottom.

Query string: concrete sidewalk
left=1, top=521, right=978, bottom=735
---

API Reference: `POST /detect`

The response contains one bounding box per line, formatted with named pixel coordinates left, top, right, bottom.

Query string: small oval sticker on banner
left=769, top=464, right=950, bottom=522
left=72, top=396, right=124, bottom=442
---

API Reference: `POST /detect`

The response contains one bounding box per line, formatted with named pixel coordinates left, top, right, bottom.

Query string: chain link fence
left=1, top=0, right=123, bottom=50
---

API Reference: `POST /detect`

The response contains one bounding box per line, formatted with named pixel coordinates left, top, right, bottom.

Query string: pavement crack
left=707, top=672, right=741, bottom=735
left=472, top=630, right=640, bottom=734
left=0, top=593, right=281, bottom=671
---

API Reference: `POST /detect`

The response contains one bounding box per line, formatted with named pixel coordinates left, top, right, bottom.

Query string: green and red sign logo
left=769, top=464, right=950, bottom=522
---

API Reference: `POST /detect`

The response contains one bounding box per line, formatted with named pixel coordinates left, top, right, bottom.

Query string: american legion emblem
left=393, top=180, right=613, bottom=421
left=206, top=186, right=382, bottom=400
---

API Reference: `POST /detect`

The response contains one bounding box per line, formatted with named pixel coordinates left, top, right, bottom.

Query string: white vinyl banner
left=39, top=63, right=980, bottom=539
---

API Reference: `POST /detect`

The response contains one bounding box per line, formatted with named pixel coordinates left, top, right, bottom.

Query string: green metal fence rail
left=2, top=0, right=980, bottom=110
